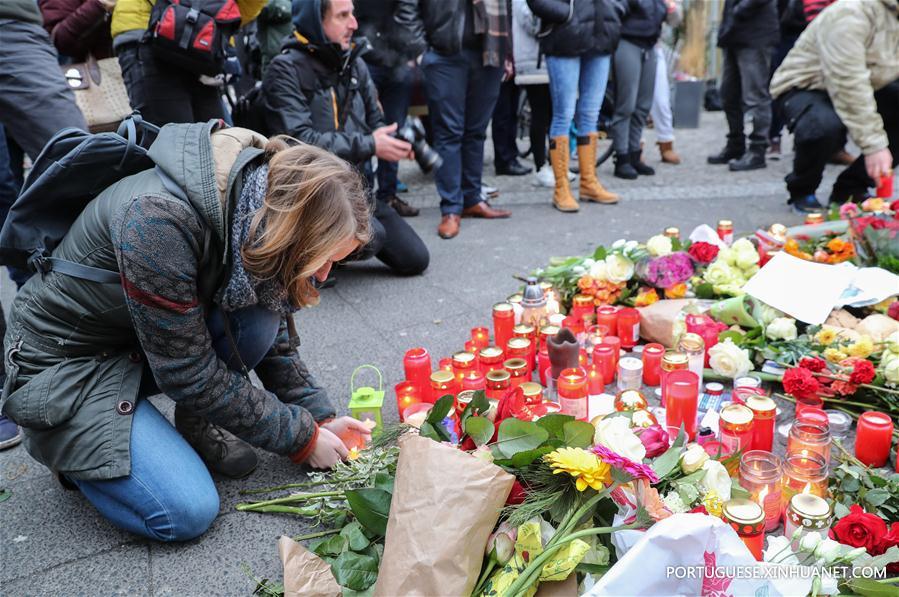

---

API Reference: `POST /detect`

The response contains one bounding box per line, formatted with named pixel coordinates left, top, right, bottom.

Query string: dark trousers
left=116, top=42, right=226, bottom=128
left=353, top=198, right=430, bottom=276
left=611, top=40, right=657, bottom=154
left=421, top=49, right=503, bottom=215
left=368, top=63, right=413, bottom=201
left=768, top=33, right=799, bottom=141
left=783, top=82, right=899, bottom=201
left=720, top=46, right=772, bottom=151
left=524, top=84, right=551, bottom=170
left=492, top=80, right=521, bottom=169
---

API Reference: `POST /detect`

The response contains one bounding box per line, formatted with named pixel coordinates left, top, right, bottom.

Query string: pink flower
left=840, top=202, right=861, bottom=219
left=636, top=425, right=670, bottom=458
left=593, top=444, right=660, bottom=484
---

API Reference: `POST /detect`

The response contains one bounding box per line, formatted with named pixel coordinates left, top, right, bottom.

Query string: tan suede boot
left=549, top=136, right=579, bottom=212
left=576, top=133, right=619, bottom=204
left=658, top=141, right=681, bottom=164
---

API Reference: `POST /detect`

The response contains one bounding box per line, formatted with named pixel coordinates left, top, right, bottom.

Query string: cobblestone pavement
left=0, top=111, right=849, bottom=595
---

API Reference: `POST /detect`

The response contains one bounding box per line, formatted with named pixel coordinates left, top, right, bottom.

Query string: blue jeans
left=546, top=52, right=611, bottom=138
left=71, top=305, right=281, bottom=541
left=422, top=49, right=503, bottom=215
left=368, top=63, right=412, bottom=201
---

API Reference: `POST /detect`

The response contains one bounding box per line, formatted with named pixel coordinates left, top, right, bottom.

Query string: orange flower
left=826, top=237, right=848, bottom=253
left=635, top=478, right=671, bottom=522
left=664, top=283, right=688, bottom=299
left=634, top=288, right=660, bottom=307
left=577, top=276, right=594, bottom=291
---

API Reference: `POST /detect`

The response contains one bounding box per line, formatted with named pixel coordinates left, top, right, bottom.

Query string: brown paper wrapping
left=278, top=535, right=341, bottom=597
left=373, top=435, right=516, bottom=597
left=534, top=574, right=578, bottom=596
left=637, top=299, right=695, bottom=347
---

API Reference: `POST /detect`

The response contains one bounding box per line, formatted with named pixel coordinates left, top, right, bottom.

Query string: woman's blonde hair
left=242, top=138, right=371, bottom=307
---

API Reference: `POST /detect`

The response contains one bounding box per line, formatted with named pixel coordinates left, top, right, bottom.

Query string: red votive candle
left=506, top=337, right=532, bottom=375
left=403, top=347, right=432, bottom=397
left=596, top=306, right=618, bottom=334
left=464, top=340, right=479, bottom=356
left=855, top=411, right=894, bottom=467
left=588, top=364, right=605, bottom=395
left=452, top=351, right=476, bottom=385
left=557, top=367, right=588, bottom=421
left=513, top=324, right=537, bottom=373
left=461, top=371, right=486, bottom=391
left=394, top=381, right=421, bottom=418
left=470, top=326, right=490, bottom=350
left=539, top=325, right=560, bottom=352
left=600, top=336, right=621, bottom=369
left=745, top=394, right=777, bottom=452
left=430, top=370, right=458, bottom=403
left=665, top=370, right=699, bottom=440
left=493, top=302, right=515, bottom=354
left=438, top=358, right=453, bottom=372
left=486, top=370, right=511, bottom=400
left=570, top=294, right=595, bottom=322
left=562, top=316, right=584, bottom=338
left=505, top=358, right=529, bottom=388
left=478, top=346, right=505, bottom=375
left=579, top=349, right=589, bottom=370
left=616, top=307, right=641, bottom=349
left=537, top=347, right=550, bottom=386
left=795, top=394, right=824, bottom=417
left=593, top=345, right=616, bottom=387
left=797, top=408, right=829, bottom=428
left=642, top=343, right=665, bottom=386
left=877, top=171, right=894, bottom=198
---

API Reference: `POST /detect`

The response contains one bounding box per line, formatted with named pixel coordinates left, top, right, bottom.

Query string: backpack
left=145, top=0, right=243, bottom=76
left=0, top=115, right=170, bottom=283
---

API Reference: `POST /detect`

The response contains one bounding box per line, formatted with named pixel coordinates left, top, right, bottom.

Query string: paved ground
left=0, top=111, right=847, bottom=595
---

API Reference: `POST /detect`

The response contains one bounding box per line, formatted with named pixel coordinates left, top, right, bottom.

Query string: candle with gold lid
left=504, top=358, right=529, bottom=388
left=429, top=370, right=458, bottom=403
left=780, top=452, right=828, bottom=512
left=768, top=223, right=787, bottom=243
left=461, top=370, right=486, bottom=391
left=660, top=351, right=689, bottom=406
left=631, top=409, right=659, bottom=429
left=805, top=213, right=825, bottom=225
left=452, top=351, right=476, bottom=385
left=506, top=337, right=532, bottom=374
left=539, top=324, right=560, bottom=352
left=513, top=323, right=537, bottom=372
left=719, top=404, right=755, bottom=453
left=784, top=493, right=833, bottom=546
left=478, top=346, right=505, bottom=376
left=520, top=382, right=543, bottom=406
left=722, top=499, right=765, bottom=560
left=739, top=450, right=782, bottom=531
left=663, top=227, right=680, bottom=239
left=485, top=370, right=511, bottom=400
left=570, top=294, right=595, bottom=322
left=615, top=389, right=649, bottom=412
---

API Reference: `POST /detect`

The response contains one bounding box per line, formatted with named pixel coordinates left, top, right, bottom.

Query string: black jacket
left=717, top=0, right=780, bottom=48
left=527, top=0, right=622, bottom=57
left=778, top=0, right=806, bottom=38
left=620, top=0, right=667, bottom=47
left=408, top=0, right=467, bottom=56
left=262, top=0, right=384, bottom=167
left=356, top=0, right=427, bottom=68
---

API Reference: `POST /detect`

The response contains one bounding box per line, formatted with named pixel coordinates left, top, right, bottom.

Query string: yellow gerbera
left=824, top=348, right=848, bottom=363
left=702, top=490, right=724, bottom=517
left=544, top=447, right=611, bottom=492
left=815, top=328, right=837, bottom=346
left=846, top=335, right=874, bottom=359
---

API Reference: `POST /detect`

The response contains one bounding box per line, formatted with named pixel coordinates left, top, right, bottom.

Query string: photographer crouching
left=262, top=0, right=430, bottom=276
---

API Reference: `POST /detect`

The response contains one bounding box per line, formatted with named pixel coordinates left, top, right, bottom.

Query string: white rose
left=716, top=247, right=736, bottom=266
left=764, top=535, right=798, bottom=564
left=753, top=302, right=783, bottom=327
left=734, top=247, right=760, bottom=271
left=799, top=531, right=823, bottom=553
left=583, top=258, right=596, bottom=268
left=679, top=442, right=709, bottom=474
left=884, top=331, right=899, bottom=355
left=605, top=253, right=635, bottom=283
left=698, top=459, right=732, bottom=502
left=624, top=240, right=640, bottom=253
left=813, top=538, right=843, bottom=564
left=589, top=259, right=608, bottom=280
left=883, top=358, right=899, bottom=385
left=708, top=338, right=753, bottom=379
left=611, top=239, right=626, bottom=249
left=572, top=265, right=586, bottom=276
left=594, top=416, right=646, bottom=462
left=766, top=317, right=798, bottom=341
left=703, top=260, right=737, bottom=285
left=646, top=235, right=673, bottom=257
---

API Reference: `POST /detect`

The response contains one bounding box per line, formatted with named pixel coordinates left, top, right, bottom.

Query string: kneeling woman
left=2, top=122, right=372, bottom=541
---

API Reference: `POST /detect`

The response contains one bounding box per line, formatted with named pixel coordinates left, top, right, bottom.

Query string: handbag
left=61, top=56, right=132, bottom=133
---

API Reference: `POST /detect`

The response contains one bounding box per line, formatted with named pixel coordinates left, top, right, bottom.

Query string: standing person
left=649, top=4, right=683, bottom=165
left=611, top=0, right=668, bottom=180
left=356, top=0, right=427, bottom=217
left=111, top=0, right=266, bottom=127
left=414, top=0, right=512, bottom=240
left=706, top=0, right=779, bottom=171
left=528, top=0, right=622, bottom=212
left=771, top=0, right=899, bottom=212
left=39, top=0, right=114, bottom=62
left=491, top=69, right=533, bottom=177
left=766, top=0, right=806, bottom=160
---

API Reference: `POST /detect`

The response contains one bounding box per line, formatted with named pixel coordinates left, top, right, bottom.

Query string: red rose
left=782, top=367, right=821, bottom=399
left=891, top=200, right=899, bottom=214
left=688, top=242, right=720, bottom=264
left=689, top=505, right=709, bottom=515
left=888, top=301, right=899, bottom=321
left=799, top=357, right=828, bottom=373
left=850, top=360, right=876, bottom=385
left=882, top=523, right=899, bottom=573
left=506, top=479, right=527, bottom=505
left=831, top=505, right=888, bottom=553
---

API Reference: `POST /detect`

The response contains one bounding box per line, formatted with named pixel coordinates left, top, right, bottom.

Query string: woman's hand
left=321, top=416, right=374, bottom=444
left=305, top=427, right=349, bottom=469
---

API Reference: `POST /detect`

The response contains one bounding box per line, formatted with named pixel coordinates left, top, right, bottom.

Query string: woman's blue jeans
left=546, top=52, right=611, bottom=138
left=70, top=305, right=281, bottom=542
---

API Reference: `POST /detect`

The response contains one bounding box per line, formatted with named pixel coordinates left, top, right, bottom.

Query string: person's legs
left=574, top=52, right=618, bottom=203
left=492, top=80, right=527, bottom=173
left=370, top=199, right=430, bottom=275
left=546, top=55, right=580, bottom=139
left=460, top=49, right=503, bottom=209
left=129, top=43, right=203, bottom=127
left=190, top=81, right=228, bottom=123
left=628, top=47, right=657, bottom=158
left=370, top=64, right=413, bottom=202
left=206, top=305, right=282, bottom=372
left=737, top=47, right=772, bottom=153
left=71, top=399, right=220, bottom=542
left=422, top=50, right=468, bottom=216
left=782, top=89, right=844, bottom=206
left=768, top=33, right=799, bottom=150
left=708, top=48, right=746, bottom=163
left=0, top=125, right=17, bottom=234
left=650, top=46, right=674, bottom=144
left=610, top=40, right=641, bottom=178
left=525, top=84, right=551, bottom=171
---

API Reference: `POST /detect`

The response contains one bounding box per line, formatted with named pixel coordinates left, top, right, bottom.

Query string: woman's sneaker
left=0, top=415, right=21, bottom=450
left=789, top=194, right=826, bottom=214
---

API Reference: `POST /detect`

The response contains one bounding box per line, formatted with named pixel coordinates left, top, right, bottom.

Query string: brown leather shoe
left=438, top=214, right=461, bottom=239
left=657, top=141, right=681, bottom=165
left=461, top=201, right=511, bottom=219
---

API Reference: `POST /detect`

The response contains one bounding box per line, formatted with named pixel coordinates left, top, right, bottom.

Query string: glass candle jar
left=600, top=336, right=621, bottom=369
left=461, top=371, right=486, bottom=391
left=660, top=351, right=689, bottom=407
left=537, top=347, right=550, bottom=387
left=470, top=326, right=490, bottom=350
left=520, top=382, right=543, bottom=406
left=795, top=394, right=825, bottom=417
left=642, top=343, right=665, bottom=386
left=558, top=367, right=588, bottom=421
left=584, top=324, right=610, bottom=356
left=616, top=307, right=641, bottom=349
left=617, top=357, right=644, bottom=392
left=787, top=421, right=831, bottom=467
left=677, top=333, right=705, bottom=391
left=824, top=410, right=852, bottom=443
left=485, top=370, right=511, bottom=400
left=513, top=323, right=537, bottom=372
left=438, top=358, right=453, bottom=372
left=631, top=408, right=659, bottom=429
left=504, top=358, right=529, bottom=388
left=593, top=345, right=616, bottom=388
left=664, top=226, right=680, bottom=239
left=570, top=294, right=595, bottom=322
left=855, top=411, right=894, bottom=468
left=739, top=450, right=782, bottom=532
left=456, top=389, right=476, bottom=418
left=506, top=337, right=532, bottom=374
left=478, top=346, right=505, bottom=376
left=722, top=499, right=766, bottom=561
left=665, top=370, right=700, bottom=440
left=429, top=370, right=458, bottom=403
left=492, top=302, right=515, bottom=355
left=717, top=219, right=734, bottom=245
left=539, top=325, right=560, bottom=352
left=403, top=347, right=432, bottom=398
left=587, top=364, right=604, bottom=395
left=452, top=350, right=476, bottom=385
left=615, top=389, right=649, bottom=412
left=394, top=381, right=421, bottom=420
left=595, top=306, right=619, bottom=335
left=720, top=404, right=755, bottom=453
left=745, top=394, right=777, bottom=452
left=784, top=493, right=833, bottom=547
left=781, top=452, right=828, bottom=512
left=464, top=340, right=479, bottom=357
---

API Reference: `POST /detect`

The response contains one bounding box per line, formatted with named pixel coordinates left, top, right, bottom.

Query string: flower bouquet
left=846, top=200, right=899, bottom=274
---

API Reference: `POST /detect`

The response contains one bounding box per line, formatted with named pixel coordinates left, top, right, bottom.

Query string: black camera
left=395, top=116, right=443, bottom=173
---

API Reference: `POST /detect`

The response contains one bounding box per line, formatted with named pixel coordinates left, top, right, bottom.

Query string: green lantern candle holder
left=348, top=364, right=384, bottom=434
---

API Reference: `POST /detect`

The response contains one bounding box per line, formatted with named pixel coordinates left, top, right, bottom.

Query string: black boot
left=729, top=148, right=766, bottom=171
left=614, top=152, right=637, bottom=180
left=631, top=151, right=655, bottom=176
left=708, top=141, right=745, bottom=165
left=175, top=405, right=258, bottom=479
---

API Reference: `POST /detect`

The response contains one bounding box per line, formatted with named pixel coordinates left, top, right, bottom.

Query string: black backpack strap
left=28, top=252, right=121, bottom=285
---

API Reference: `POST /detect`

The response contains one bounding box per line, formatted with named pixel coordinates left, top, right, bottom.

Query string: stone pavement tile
left=2, top=545, right=150, bottom=596
left=0, top=442, right=45, bottom=486
left=215, top=451, right=309, bottom=515
left=291, top=291, right=375, bottom=348
left=0, top=473, right=141, bottom=582
left=150, top=511, right=304, bottom=596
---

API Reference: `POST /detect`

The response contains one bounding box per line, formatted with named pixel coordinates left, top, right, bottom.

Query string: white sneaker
left=534, top=164, right=554, bottom=187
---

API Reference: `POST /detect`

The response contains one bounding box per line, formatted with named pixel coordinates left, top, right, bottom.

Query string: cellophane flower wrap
left=849, top=212, right=899, bottom=274
left=636, top=252, right=695, bottom=290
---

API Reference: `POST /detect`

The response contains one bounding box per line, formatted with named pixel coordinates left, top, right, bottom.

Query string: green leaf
left=730, top=479, right=750, bottom=499
left=593, top=246, right=608, bottom=260
left=345, top=488, right=392, bottom=537
left=651, top=427, right=686, bottom=479
left=340, top=521, right=370, bottom=552
left=311, top=534, right=348, bottom=557
left=576, top=563, right=612, bottom=575
left=509, top=445, right=555, bottom=468
left=464, top=416, right=494, bottom=447
left=418, top=421, right=450, bottom=443
left=866, top=488, right=891, bottom=507
left=676, top=483, right=699, bottom=505
left=694, top=283, right=716, bottom=299
left=671, top=238, right=683, bottom=252
left=834, top=502, right=851, bottom=519
left=562, top=421, right=595, bottom=448
left=718, top=330, right=745, bottom=344
left=460, top=390, right=490, bottom=427
left=331, top=552, right=379, bottom=591
left=536, top=414, right=575, bottom=439
left=373, top=472, right=394, bottom=495
left=496, top=419, right=550, bottom=458
left=342, top=586, right=375, bottom=597
left=426, top=395, right=454, bottom=425
left=842, top=578, right=899, bottom=597
left=841, top=477, right=861, bottom=493
left=0, top=489, right=10, bottom=503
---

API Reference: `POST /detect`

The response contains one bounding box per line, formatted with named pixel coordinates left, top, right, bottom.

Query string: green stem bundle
left=239, top=477, right=365, bottom=495
left=236, top=490, right=344, bottom=512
